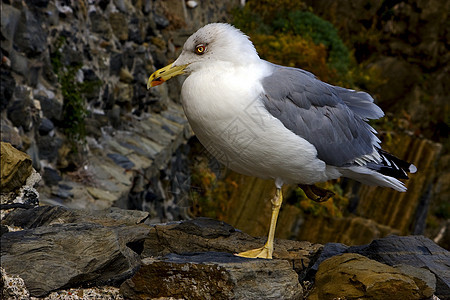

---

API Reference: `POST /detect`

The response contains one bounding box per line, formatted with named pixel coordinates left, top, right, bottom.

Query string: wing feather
left=261, top=64, right=383, bottom=167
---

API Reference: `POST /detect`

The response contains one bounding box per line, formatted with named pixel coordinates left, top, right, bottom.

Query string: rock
left=142, top=218, right=323, bottom=281
left=394, top=264, right=436, bottom=298
left=89, top=11, right=111, bottom=38
left=0, top=223, right=141, bottom=297
left=1, top=267, right=30, bottom=300
left=38, top=118, right=54, bottom=135
left=347, top=235, right=450, bottom=299
left=109, top=12, right=128, bottom=41
left=35, top=93, right=63, bottom=121
left=42, top=167, right=62, bottom=186
left=7, top=85, right=34, bottom=131
left=0, top=119, right=22, bottom=149
left=310, top=242, right=348, bottom=273
left=309, top=253, right=423, bottom=300
left=120, top=252, right=303, bottom=300
left=13, top=9, right=47, bottom=56
left=0, top=142, right=32, bottom=193
left=0, top=70, right=16, bottom=111
left=2, top=205, right=150, bottom=230
left=0, top=4, right=21, bottom=53
left=37, top=135, right=62, bottom=162
left=153, top=13, right=169, bottom=29
left=107, top=153, right=135, bottom=169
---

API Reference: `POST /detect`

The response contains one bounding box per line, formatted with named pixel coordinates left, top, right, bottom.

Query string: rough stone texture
left=0, top=0, right=242, bottom=222
left=394, top=264, right=436, bottom=299
left=0, top=142, right=32, bottom=192
left=1, top=267, right=30, bottom=300
left=309, top=253, right=425, bottom=300
left=121, top=252, right=303, bottom=300
left=0, top=205, right=152, bottom=297
left=0, top=223, right=140, bottom=297
left=348, top=235, right=450, bottom=299
left=310, top=235, right=449, bottom=298
left=142, top=217, right=323, bottom=281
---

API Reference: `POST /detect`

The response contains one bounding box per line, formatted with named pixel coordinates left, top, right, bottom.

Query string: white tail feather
left=339, top=166, right=407, bottom=192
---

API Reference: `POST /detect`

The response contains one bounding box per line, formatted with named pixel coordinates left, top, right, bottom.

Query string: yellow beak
left=147, top=63, right=187, bottom=89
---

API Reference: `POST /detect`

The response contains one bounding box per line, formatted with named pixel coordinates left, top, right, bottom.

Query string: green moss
left=273, top=11, right=350, bottom=75
left=51, top=37, right=88, bottom=152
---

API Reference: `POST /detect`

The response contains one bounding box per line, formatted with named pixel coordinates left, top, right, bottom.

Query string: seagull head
left=147, top=23, right=259, bottom=88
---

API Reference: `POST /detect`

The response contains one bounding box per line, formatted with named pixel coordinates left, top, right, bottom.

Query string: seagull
left=147, top=23, right=417, bottom=259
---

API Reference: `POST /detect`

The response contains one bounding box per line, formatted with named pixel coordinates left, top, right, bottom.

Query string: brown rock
left=0, top=142, right=32, bottom=192
left=121, top=252, right=303, bottom=300
left=309, top=253, right=423, bottom=300
left=394, top=264, right=436, bottom=298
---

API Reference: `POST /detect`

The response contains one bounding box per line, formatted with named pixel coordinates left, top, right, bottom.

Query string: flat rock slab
left=1, top=223, right=142, bottom=297
left=143, top=217, right=323, bottom=280
left=120, top=252, right=303, bottom=300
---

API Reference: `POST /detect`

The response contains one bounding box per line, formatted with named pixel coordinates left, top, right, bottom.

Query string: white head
left=174, top=23, right=259, bottom=71
left=148, top=23, right=260, bottom=87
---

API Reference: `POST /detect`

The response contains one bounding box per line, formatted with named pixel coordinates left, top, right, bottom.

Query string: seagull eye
left=195, top=44, right=206, bottom=55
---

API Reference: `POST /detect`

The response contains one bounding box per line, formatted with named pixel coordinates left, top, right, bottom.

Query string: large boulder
left=309, top=253, right=430, bottom=300
left=0, top=142, right=32, bottom=193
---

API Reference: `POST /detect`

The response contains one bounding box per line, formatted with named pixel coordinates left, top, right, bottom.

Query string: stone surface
left=309, top=253, right=424, bottom=300
left=394, top=264, right=436, bottom=298
left=142, top=217, right=323, bottom=281
left=1, top=267, right=30, bottom=300
left=348, top=235, right=450, bottom=299
left=0, top=142, right=32, bottom=193
left=0, top=223, right=141, bottom=297
left=121, top=252, right=303, bottom=300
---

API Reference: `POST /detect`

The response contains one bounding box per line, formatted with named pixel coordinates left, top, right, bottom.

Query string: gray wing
left=261, top=64, right=383, bottom=167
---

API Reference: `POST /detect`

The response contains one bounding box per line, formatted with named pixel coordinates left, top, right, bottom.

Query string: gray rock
left=37, top=135, right=62, bottom=162
left=38, top=118, right=54, bottom=135
left=35, top=93, right=63, bottom=121
left=153, top=13, right=169, bottom=29
left=394, top=264, right=436, bottom=298
left=0, top=4, right=21, bottom=52
left=7, top=86, right=34, bottom=130
left=42, top=167, right=62, bottom=186
left=121, top=252, right=303, bottom=300
left=0, top=119, right=22, bottom=149
left=2, top=205, right=149, bottom=231
left=0, top=70, right=16, bottom=111
left=107, top=153, right=135, bottom=169
left=14, top=9, right=47, bottom=56
left=0, top=223, right=141, bottom=297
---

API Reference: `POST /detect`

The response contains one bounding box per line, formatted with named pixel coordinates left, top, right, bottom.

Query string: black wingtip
left=367, top=149, right=417, bottom=179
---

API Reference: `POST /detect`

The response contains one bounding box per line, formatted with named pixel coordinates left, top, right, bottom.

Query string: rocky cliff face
left=1, top=0, right=239, bottom=221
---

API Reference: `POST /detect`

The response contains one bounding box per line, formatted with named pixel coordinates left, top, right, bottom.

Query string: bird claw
left=235, top=245, right=273, bottom=259
left=299, top=184, right=334, bottom=203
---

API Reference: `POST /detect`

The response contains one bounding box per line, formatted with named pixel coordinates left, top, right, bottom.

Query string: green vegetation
left=232, top=2, right=351, bottom=83
left=51, top=37, right=100, bottom=152
left=189, top=159, right=237, bottom=219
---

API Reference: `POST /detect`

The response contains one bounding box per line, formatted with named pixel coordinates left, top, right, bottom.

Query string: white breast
left=181, top=61, right=340, bottom=185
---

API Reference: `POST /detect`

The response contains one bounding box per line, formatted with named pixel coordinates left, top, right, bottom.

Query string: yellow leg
left=235, top=188, right=283, bottom=259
